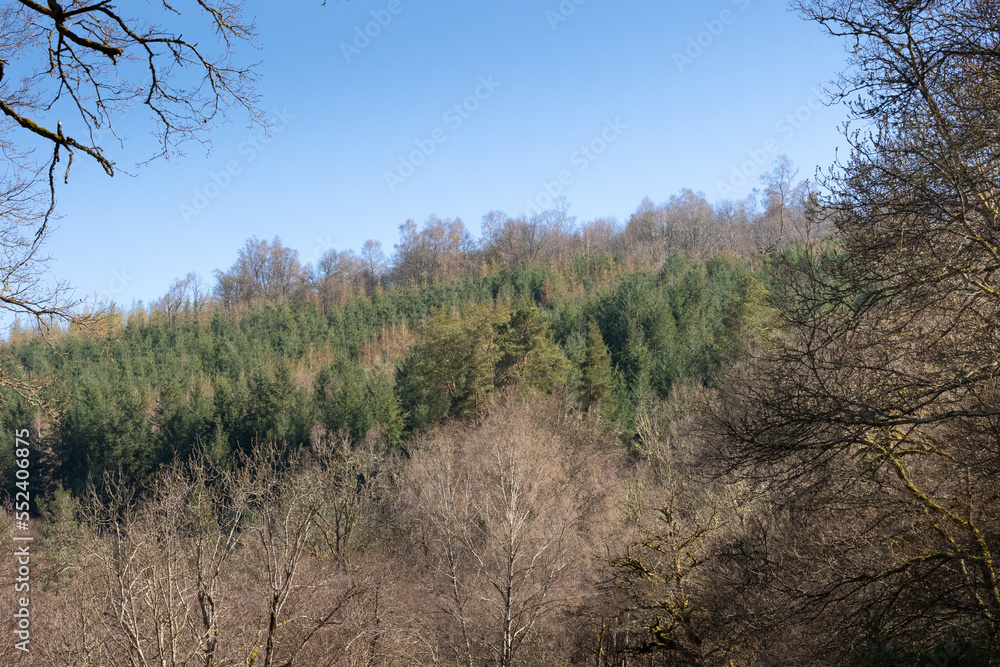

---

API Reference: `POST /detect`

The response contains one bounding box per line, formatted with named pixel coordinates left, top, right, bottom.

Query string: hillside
left=0, top=230, right=761, bottom=494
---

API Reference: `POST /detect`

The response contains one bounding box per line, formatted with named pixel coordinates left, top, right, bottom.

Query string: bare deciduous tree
left=25, top=442, right=395, bottom=667
left=214, top=237, right=302, bottom=308
left=0, top=1, right=260, bottom=338
left=403, top=395, right=622, bottom=666
left=711, top=0, right=1000, bottom=659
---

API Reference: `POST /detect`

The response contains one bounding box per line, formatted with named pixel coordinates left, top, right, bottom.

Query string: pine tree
left=494, top=303, right=569, bottom=393
left=581, top=321, right=613, bottom=413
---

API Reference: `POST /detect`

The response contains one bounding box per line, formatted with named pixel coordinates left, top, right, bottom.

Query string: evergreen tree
left=581, top=321, right=613, bottom=413
left=494, top=303, right=569, bottom=393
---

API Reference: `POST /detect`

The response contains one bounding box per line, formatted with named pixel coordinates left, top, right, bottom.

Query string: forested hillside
left=3, top=151, right=998, bottom=664
left=2, top=1, right=1000, bottom=664
left=0, top=185, right=824, bottom=665
left=0, top=197, right=769, bottom=494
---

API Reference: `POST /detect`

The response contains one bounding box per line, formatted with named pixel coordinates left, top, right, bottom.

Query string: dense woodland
left=3, top=0, right=1000, bottom=665
left=0, top=177, right=993, bottom=665
left=0, top=186, right=785, bottom=494
left=0, top=182, right=811, bottom=665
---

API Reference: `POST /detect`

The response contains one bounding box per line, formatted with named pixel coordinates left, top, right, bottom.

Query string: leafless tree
left=393, top=216, right=477, bottom=288
left=154, top=272, right=209, bottom=322
left=19, top=441, right=398, bottom=667
left=214, top=237, right=302, bottom=308
left=402, top=394, right=622, bottom=666
left=711, top=1, right=1000, bottom=658
left=712, top=197, right=757, bottom=258
left=360, top=239, right=388, bottom=296
left=481, top=211, right=547, bottom=267
left=754, top=155, right=813, bottom=250
left=311, top=247, right=364, bottom=309
left=580, top=216, right=621, bottom=261
left=0, top=1, right=260, bottom=336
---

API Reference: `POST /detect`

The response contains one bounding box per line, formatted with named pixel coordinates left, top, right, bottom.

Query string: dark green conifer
left=581, top=321, right=613, bottom=413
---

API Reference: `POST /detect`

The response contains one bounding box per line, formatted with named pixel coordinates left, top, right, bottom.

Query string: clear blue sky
left=46, top=0, right=850, bottom=309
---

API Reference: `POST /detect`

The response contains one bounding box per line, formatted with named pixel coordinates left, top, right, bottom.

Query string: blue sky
left=45, top=0, right=850, bottom=309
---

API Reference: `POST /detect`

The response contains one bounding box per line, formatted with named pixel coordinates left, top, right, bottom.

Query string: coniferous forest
left=2, top=1, right=1000, bottom=666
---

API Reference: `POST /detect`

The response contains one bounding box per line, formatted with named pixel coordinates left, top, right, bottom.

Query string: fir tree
left=581, top=321, right=613, bottom=413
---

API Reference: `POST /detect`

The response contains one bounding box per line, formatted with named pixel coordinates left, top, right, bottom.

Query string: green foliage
left=397, top=306, right=497, bottom=426
left=35, top=484, right=80, bottom=588
left=580, top=321, right=613, bottom=413
left=494, top=303, right=570, bottom=392
left=0, top=252, right=761, bottom=493
left=398, top=303, right=569, bottom=430
left=317, top=359, right=403, bottom=446
left=581, top=255, right=755, bottom=432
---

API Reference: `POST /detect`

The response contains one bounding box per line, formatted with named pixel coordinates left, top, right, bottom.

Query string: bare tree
left=403, top=395, right=621, bottom=666
left=34, top=442, right=392, bottom=667
left=360, top=239, right=388, bottom=296
left=712, top=1, right=1000, bottom=658
left=0, top=1, right=260, bottom=332
left=480, top=211, right=547, bottom=266
left=755, top=155, right=812, bottom=250
left=214, top=237, right=302, bottom=308
left=712, top=197, right=757, bottom=258
left=580, top=216, right=621, bottom=261
left=392, top=215, right=476, bottom=288
left=154, top=272, right=207, bottom=322
left=311, top=247, right=364, bottom=309
left=664, top=189, right=717, bottom=258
